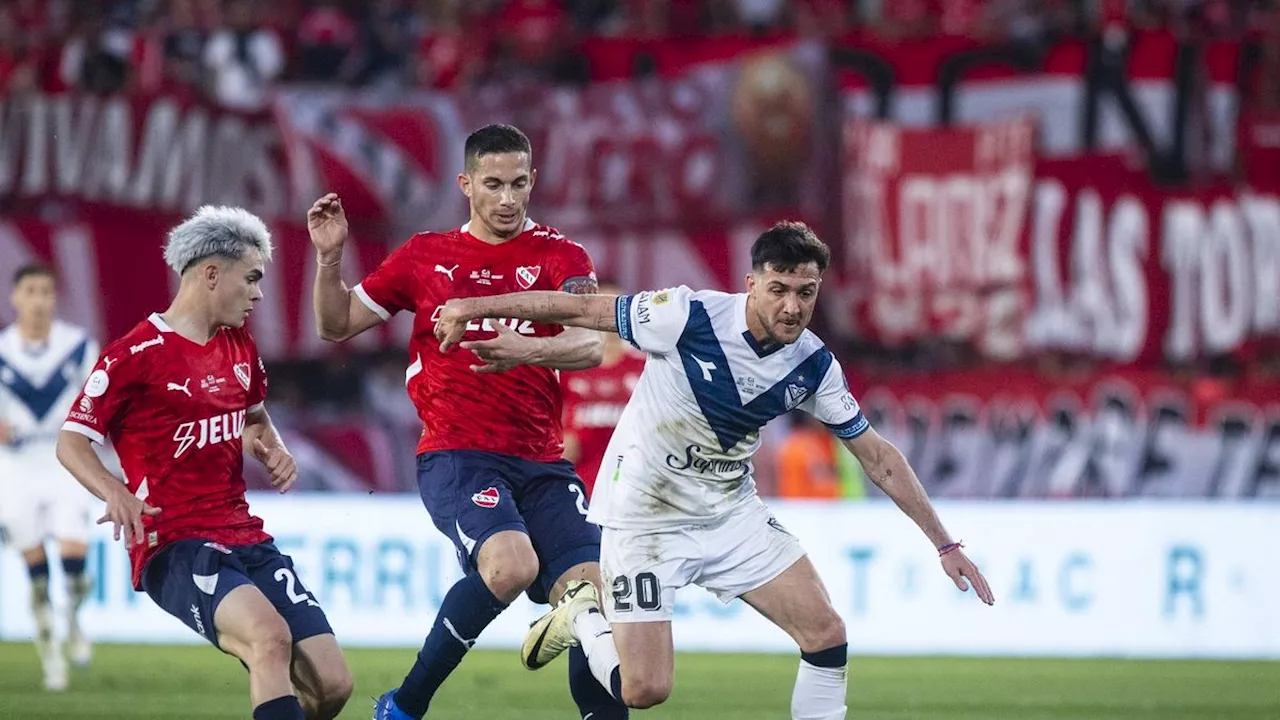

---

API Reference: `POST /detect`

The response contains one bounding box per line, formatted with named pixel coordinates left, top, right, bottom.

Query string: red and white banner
left=842, top=117, right=1036, bottom=358
left=854, top=368, right=1280, bottom=500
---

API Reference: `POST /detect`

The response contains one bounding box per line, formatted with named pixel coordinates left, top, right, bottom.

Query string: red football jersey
left=561, top=351, right=646, bottom=495
left=355, top=220, right=596, bottom=462
left=62, top=314, right=271, bottom=589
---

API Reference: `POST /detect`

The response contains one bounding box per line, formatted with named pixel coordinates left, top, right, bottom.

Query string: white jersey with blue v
left=589, top=286, right=868, bottom=529
left=0, top=320, right=98, bottom=450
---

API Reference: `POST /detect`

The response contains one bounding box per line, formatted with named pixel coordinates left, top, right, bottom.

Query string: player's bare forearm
left=462, top=292, right=620, bottom=332
left=528, top=326, right=604, bottom=370
left=313, top=264, right=384, bottom=342
left=55, top=431, right=124, bottom=503
left=244, top=406, right=284, bottom=452
left=844, top=429, right=954, bottom=548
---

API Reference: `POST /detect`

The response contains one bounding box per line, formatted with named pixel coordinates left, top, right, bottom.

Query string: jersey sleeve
left=801, top=356, right=870, bottom=440
left=353, top=237, right=419, bottom=320
left=549, top=237, right=597, bottom=292
left=614, top=286, right=693, bottom=356
left=62, top=347, right=145, bottom=445
left=247, top=336, right=268, bottom=412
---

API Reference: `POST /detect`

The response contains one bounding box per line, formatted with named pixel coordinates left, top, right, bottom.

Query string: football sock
left=27, top=561, right=53, bottom=651
left=792, top=643, right=848, bottom=720
left=252, top=695, right=305, bottom=720
left=569, top=645, right=628, bottom=718
left=573, top=608, right=624, bottom=702
left=63, top=556, right=90, bottom=639
left=393, top=572, right=508, bottom=718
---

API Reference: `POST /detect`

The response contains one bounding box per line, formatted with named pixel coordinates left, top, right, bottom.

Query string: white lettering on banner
left=0, top=94, right=286, bottom=218
left=5, top=497, right=1278, bottom=657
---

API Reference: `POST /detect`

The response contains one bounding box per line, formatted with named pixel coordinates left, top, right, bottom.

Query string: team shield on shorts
left=599, top=497, right=805, bottom=623
left=417, top=450, right=601, bottom=605
left=142, top=539, right=332, bottom=649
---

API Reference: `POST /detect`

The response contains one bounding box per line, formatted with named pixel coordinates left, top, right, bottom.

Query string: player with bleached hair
left=435, top=221, right=995, bottom=720
left=56, top=206, right=353, bottom=720
left=0, top=263, right=99, bottom=691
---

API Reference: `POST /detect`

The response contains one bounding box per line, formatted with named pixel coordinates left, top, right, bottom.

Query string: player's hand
left=434, top=298, right=473, bottom=352
left=307, top=193, right=348, bottom=263
left=461, top=320, right=542, bottom=374
left=941, top=548, right=995, bottom=606
left=0, top=419, right=12, bottom=446
left=253, top=439, right=298, bottom=494
left=98, top=485, right=160, bottom=546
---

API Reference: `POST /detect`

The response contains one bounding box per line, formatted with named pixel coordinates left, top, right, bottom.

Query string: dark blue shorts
left=142, top=539, right=333, bottom=650
left=418, top=450, right=602, bottom=605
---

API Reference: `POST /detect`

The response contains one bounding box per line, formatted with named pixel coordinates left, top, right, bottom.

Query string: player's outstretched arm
left=843, top=429, right=995, bottom=606
left=309, top=194, right=387, bottom=342
left=56, top=431, right=159, bottom=545
left=435, top=292, right=620, bottom=352
left=244, top=406, right=299, bottom=493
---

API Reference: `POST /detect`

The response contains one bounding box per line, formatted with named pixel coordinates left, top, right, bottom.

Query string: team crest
left=472, top=487, right=500, bottom=508
left=515, top=265, right=541, bottom=290
left=233, top=362, right=252, bottom=391
left=784, top=383, right=808, bottom=411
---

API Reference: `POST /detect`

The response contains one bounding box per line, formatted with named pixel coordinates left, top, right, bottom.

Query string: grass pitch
left=0, top=642, right=1276, bottom=719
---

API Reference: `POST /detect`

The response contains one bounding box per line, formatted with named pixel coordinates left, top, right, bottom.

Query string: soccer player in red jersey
left=55, top=207, right=353, bottom=720
left=561, top=281, right=646, bottom=498
left=309, top=124, right=627, bottom=720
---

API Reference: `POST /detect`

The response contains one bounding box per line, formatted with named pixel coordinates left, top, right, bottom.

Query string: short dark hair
left=464, top=124, right=532, bottom=172
left=750, top=221, right=830, bottom=273
left=13, top=263, right=54, bottom=287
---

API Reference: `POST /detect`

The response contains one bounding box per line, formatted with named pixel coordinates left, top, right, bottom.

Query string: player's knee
left=622, top=676, right=672, bottom=709
left=798, top=612, right=846, bottom=654
left=316, top=664, right=354, bottom=717
left=243, top=618, right=294, bottom=670
left=479, top=550, right=539, bottom=602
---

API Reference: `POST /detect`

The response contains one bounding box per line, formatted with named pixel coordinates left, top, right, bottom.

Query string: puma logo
left=103, top=356, right=117, bottom=371
left=692, top=355, right=717, bottom=382
left=434, top=264, right=459, bottom=281
left=166, top=379, right=192, bottom=397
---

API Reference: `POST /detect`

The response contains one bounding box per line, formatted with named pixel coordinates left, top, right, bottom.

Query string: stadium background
left=1, top=0, right=1279, bottom=717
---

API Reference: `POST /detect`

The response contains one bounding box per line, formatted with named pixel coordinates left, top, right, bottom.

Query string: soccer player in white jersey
left=0, top=264, right=99, bottom=691
left=435, top=221, right=995, bottom=719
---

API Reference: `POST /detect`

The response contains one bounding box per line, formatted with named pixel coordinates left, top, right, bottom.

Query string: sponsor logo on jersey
left=190, top=604, right=204, bottom=636
left=200, top=374, right=227, bottom=393
left=664, top=444, right=750, bottom=478
left=130, top=335, right=164, bottom=355
left=469, top=268, right=504, bottom=286
left=83, top=369, right=110, bottom=398
left=172, top=409, right=246, bottom=458
left=233, top=362, right=251, bottom=391
left=651, top=291, right=670, bottom=306
left=430, top=306, right=536, bottom=335
left=515, top=265, right=541, bottom=290
left=472, top=487, right=500, bottom=508
left=78, top=396, right=93, bottom=413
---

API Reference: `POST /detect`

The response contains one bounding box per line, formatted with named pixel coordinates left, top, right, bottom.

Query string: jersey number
left=612, top=572, right=661, bottom=612
left=568, top=483, right=589, bottom=517
left=274, top=568, right=321, bottom=607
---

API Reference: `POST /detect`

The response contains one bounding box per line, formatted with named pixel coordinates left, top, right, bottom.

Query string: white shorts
left=599, top=498, right=806, bottom=624
left=0, top=445, right=95, bottom=550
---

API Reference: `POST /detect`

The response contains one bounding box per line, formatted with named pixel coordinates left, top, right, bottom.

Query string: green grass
left=0, top=643, right=1277, bottom=719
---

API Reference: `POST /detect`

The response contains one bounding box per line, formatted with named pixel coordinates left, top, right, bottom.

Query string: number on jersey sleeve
left=800, top=357, right=869, bottom=439
left=614, top=286, right=694, bottom=355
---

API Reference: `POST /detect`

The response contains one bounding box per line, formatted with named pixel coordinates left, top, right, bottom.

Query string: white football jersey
left=0, top=320, right=98, bottom=451
left=589, top=287, right=869, bottom=529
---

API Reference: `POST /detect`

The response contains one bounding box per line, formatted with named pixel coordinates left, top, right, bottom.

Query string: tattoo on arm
left=561, top=275, right=599, bottom=295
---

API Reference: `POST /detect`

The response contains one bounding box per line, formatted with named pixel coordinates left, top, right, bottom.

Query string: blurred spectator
left=774, top=412, right=867, bottom=500
left=0, top=7, right=41, bottom=93
left=202, top=0, right=284, bottom=110
left=159, top=0, right=208, bottom=95
left=494, top=0, right=588, bottom=83
left=295, top=0, right=358, bottom=81
left=361, top=351, right=422, bottom=490
left=413, top=0, right=484, bottom=90
left=732, top=0, right=788, bottom=33
left=59, top=9, right=133, bottom=94
left=795, top=0, right=852, bottom=39
left=350, top=0, right=416, bottom=88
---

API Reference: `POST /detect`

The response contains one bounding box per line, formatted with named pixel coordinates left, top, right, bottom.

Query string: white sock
left=792, top=659, right=847, bottom=720
left=573, top=608, right=621, bottom=700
